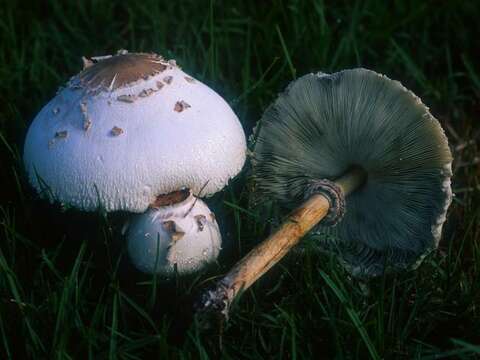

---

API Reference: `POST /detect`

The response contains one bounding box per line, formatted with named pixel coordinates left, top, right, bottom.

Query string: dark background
left=0, top=0, right=479, bottom=358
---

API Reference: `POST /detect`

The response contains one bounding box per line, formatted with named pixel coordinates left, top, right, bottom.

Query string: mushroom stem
left=197, top=167, right=366, bottom=318
left=334, top=166, right=366, bottom=195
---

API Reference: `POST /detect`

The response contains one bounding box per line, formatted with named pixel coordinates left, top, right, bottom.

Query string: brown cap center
left=74, top=53, right=168, bottom=91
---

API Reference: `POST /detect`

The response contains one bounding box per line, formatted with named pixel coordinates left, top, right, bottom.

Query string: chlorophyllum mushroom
left=198, top=68, right=452, bottom=317
left=23, top=50, right=246, bottom=275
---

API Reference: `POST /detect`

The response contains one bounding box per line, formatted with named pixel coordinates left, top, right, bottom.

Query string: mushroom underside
left=252, top=69, right=453, bottom=276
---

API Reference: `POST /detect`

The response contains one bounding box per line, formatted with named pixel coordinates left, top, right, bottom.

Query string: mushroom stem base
left=196, top=167, right=366, bottom=319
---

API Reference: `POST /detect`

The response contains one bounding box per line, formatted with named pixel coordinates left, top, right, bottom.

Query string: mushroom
left=197, top=69, right=452, bottom=317
left=23, top=50, right=246, bottom=275
left=127, top=189, right=222, bottom=275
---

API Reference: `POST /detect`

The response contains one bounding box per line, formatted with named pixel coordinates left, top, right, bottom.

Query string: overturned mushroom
left=198, top=69, right=453, bottom=317
left=23, top=51, right=247, bottom=276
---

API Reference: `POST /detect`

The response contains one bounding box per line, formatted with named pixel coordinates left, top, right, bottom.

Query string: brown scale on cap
left=138, top=88, right=157, bottom=98
left=163, top=76, right=173, bottom=85
left=80, top=102, right=92, bottom=131
left=49, top=130, right=68, bottom=148
left=117, top=94, right=137, bottom=103
left=110, top=126, right=124, bottom=136
left=55, top=131, right=68, bottom=139
left=75, top=53, right=168, bottom=91
left=195, top=214, right=207, bottom=231
left=151, top=189, right=190, bottom=208
left=83, top=117, right=92, bottom=131
left=174, top=100, right=191, bottom=112
left=163, top=220, right=185, bottom=242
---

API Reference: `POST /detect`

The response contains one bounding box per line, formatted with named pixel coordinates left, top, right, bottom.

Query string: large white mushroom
left=24, top=50, right=246, bottom=275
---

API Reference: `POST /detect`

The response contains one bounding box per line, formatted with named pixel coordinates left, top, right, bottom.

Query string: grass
left=0, top=0, right=479, bottom=358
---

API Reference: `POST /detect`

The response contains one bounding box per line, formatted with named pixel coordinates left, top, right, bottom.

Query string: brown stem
left=197, top=167, right=366, bottom=318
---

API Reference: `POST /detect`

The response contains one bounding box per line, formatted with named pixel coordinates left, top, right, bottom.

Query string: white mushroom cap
left=23, top=52, right=246, bottom=212
left=127, top=192, right=221, bottom=275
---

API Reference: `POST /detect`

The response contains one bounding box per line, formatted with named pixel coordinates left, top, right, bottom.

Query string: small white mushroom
left=127, top=191, right=221, bottom=275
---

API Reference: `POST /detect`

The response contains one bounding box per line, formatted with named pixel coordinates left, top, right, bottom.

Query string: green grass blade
left=319, top=270, right=380, bottom=360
